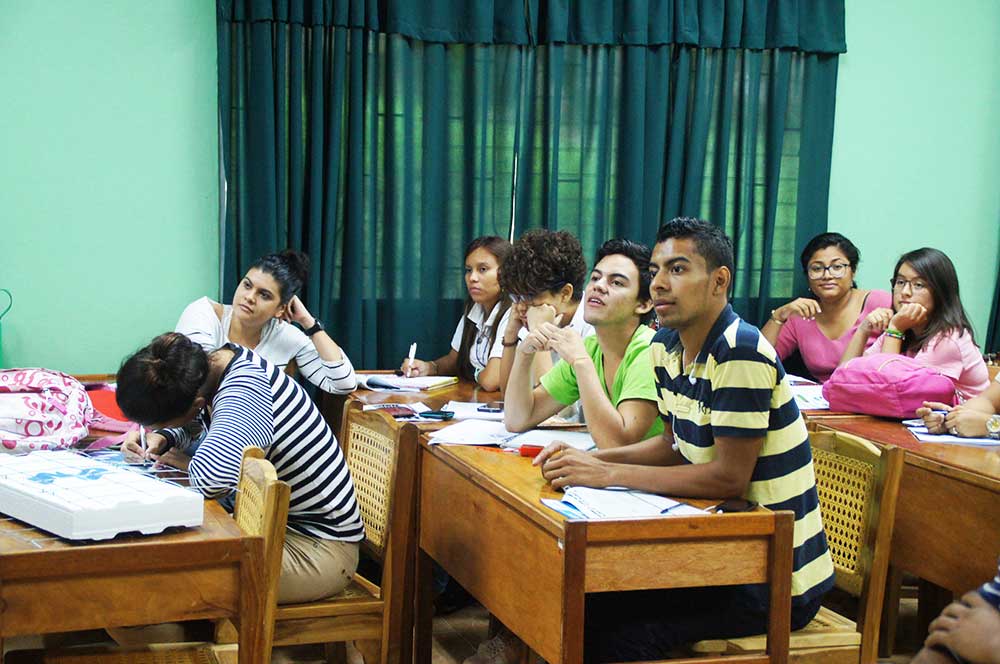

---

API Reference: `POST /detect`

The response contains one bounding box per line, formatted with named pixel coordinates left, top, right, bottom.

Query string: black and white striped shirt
left=163, top=346, right=364, bottom=541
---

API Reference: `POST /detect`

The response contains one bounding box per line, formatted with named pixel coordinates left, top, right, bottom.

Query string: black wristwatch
left=303, top=320, right=324, bottom=337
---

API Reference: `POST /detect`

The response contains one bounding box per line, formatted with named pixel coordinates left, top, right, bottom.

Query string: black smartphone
left=419, top=410, right=455, bottom=421
left=714, top=498, right=757, bottom=513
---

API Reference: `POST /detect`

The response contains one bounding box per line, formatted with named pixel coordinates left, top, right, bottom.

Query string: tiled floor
left=3, top=597, right=923, bottom=663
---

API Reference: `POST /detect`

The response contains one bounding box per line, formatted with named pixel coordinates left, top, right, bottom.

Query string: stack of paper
left=426, top=420, right=514, bottom=446
left=356, top=374, right=458, bottom=392
left=542, top=486, right=704, bottom=520
left=443, top=401, right=504, bottom=421
left=426, top=420, right=596, bottom=451
left=901, top=419, right=1000, bottom=446
left=787, top=376, right=829, bottom=410
left=499, top=429, right=596, bottom=452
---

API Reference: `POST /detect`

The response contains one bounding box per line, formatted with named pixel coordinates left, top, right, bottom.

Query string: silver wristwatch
left=986, top=414, right=1000, bottom=440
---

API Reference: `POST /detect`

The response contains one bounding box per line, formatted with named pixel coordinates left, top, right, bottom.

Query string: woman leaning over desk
left=118, top=333, right=363, bottom=603
left=761, top=232, right=891, bottom=382
left=401, top=236, right=513, bottom=391
left=175, top=249, right=356, bottom=394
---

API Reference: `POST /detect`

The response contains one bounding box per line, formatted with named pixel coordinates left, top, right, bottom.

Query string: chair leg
left=879, top=565, right=903, bottom=658
left=354, top=639, right=381, bottom=664
left=325, top=641, right=348, bottom=664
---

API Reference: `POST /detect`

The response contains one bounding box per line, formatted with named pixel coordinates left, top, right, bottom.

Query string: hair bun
left=279, top=249, right=310, bottom=283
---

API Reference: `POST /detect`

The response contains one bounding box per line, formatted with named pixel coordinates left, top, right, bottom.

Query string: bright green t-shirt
left=539, top=324, right=663, bottom=440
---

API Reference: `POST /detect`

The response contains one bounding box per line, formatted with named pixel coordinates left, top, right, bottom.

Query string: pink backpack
left=0, top=369, right=97, bottom=452
left=822, top=353, right=957, bottom=419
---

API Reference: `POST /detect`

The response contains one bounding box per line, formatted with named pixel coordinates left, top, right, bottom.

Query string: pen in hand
left=406, top=342, right=417, bottom=377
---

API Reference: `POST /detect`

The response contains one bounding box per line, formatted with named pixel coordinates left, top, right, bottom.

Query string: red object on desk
left=87, top=387, right=128, bottom=423
left=519, top=444, right=544, bottom=458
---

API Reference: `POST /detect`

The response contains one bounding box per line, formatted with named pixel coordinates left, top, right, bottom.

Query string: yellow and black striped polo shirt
left=650, top=305, right=834, bottom=607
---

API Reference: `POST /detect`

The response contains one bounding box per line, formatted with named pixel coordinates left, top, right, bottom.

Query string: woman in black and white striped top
left=117, top=332, right=363, bottom=603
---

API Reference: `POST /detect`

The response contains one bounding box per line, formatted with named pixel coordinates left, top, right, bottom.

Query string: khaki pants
left=278, top=529, right=359, bottom=604
left=109, top=532, right=359, bottom=646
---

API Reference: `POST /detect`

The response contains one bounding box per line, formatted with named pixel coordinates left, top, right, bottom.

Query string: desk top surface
left=0, top=499, right=243, bottom=575
left=422, top=439, right=721, bottom=536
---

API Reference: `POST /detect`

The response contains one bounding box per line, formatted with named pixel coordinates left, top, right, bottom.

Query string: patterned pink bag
left=0, top=369, right=96, bottom=452
left=822, top=353, right=958, bottom=419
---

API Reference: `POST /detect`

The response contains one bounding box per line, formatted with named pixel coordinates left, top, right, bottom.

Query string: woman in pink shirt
left=842, top=247, right=989, bottom=401
left=762, top=233, right=892, bottom=382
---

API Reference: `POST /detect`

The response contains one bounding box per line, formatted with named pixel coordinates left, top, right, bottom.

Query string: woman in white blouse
left=175, top=250, right=356, bottom=394
left=401, top=236, right=513, bottom=391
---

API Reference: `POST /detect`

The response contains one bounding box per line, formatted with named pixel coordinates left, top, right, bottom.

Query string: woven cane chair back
left=344, top=407, right=399, bottom=558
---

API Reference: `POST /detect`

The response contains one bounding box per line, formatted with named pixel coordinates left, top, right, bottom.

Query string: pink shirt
left=775, top=290, right=893, bottom=382
left=865, top=328, right=990, bottom=401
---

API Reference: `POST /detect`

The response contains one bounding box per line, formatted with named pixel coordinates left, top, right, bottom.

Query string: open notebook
left=542, top=486, right=705, bottom=519
left=355, top=374, right=458, bottom=392
left=426, top=419, right=596, bottom=450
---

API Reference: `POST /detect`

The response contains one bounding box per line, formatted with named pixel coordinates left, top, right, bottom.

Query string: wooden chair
left=691, top=431, right=904, bottom=664
left=987, top=364, right=999, bottom=383
left=8, top=447, right=288, bottom=664
left=266, top=400, right=419, bottom=664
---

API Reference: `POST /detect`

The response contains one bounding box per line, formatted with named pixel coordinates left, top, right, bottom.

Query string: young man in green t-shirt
left=504, top=238, right=662, bottom=448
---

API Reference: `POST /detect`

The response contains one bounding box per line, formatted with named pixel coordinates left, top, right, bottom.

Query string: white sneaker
left=462, top=629, right=522, bottom=664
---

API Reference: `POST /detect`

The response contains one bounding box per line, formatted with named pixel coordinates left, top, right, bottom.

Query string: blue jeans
left=583, top=584, right=822, bottom=663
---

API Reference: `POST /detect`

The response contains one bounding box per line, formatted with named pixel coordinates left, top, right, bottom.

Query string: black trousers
left=583, top=583, right=823, bottom=663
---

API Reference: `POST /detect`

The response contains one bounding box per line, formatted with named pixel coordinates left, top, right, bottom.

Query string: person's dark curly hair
left=116, top=332, right=209, bottom=425
left=498, top=229, right=587, bottom=301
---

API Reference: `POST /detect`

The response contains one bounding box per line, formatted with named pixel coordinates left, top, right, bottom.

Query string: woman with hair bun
left=175, top=249, right=356, bottom=393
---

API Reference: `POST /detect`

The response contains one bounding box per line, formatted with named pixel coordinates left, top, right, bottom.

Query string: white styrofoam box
left=0, top=450, right=203, bottom=540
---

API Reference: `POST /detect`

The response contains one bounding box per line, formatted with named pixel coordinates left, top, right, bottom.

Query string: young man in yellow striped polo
left=535, top=217, right=833, bottom=662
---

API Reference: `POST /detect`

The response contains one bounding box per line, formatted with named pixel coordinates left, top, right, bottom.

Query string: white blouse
left=175, top=297, right=357, bottom=394
left=449, top=302, right=512, bottom=376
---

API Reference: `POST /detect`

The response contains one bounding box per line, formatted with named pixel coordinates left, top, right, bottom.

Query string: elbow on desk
left=503, top=415, right=530, bottom=433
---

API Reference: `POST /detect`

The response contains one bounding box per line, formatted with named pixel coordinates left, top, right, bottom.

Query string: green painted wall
left=829, top=0, right=1000, bottom=348
left=0, top=1, right=219, bottom=372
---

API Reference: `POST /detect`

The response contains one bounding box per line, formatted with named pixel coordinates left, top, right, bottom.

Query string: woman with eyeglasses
left=841, top=247, right=989, bottom=400
left=400, top=236, right=513, bottom=391
left=761, top=233, right=892, bottom=382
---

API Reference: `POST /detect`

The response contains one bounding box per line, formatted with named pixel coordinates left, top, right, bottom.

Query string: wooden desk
left=318, top=375, right=499, bottom=439
left=414, top=443, right=794, bottom=664
left=813, top=417, right=1000, bottom=596
left=0, top=501, right=265, bottom=664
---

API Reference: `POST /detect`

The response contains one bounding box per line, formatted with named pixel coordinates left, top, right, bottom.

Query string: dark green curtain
left=218, top=0, right=845, bottom=369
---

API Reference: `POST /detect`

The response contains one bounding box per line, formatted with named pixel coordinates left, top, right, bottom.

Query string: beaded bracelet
left=884, top=328, right=906, bottom=340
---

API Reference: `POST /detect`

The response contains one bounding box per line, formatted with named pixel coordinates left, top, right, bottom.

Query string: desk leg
left=239, top=537, right=267, bottom=664
left=562, top=525, right=587, bottom=664
left=414, top=549, right=434, bottom=664
left=917, top=579, right=952, bottom=639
